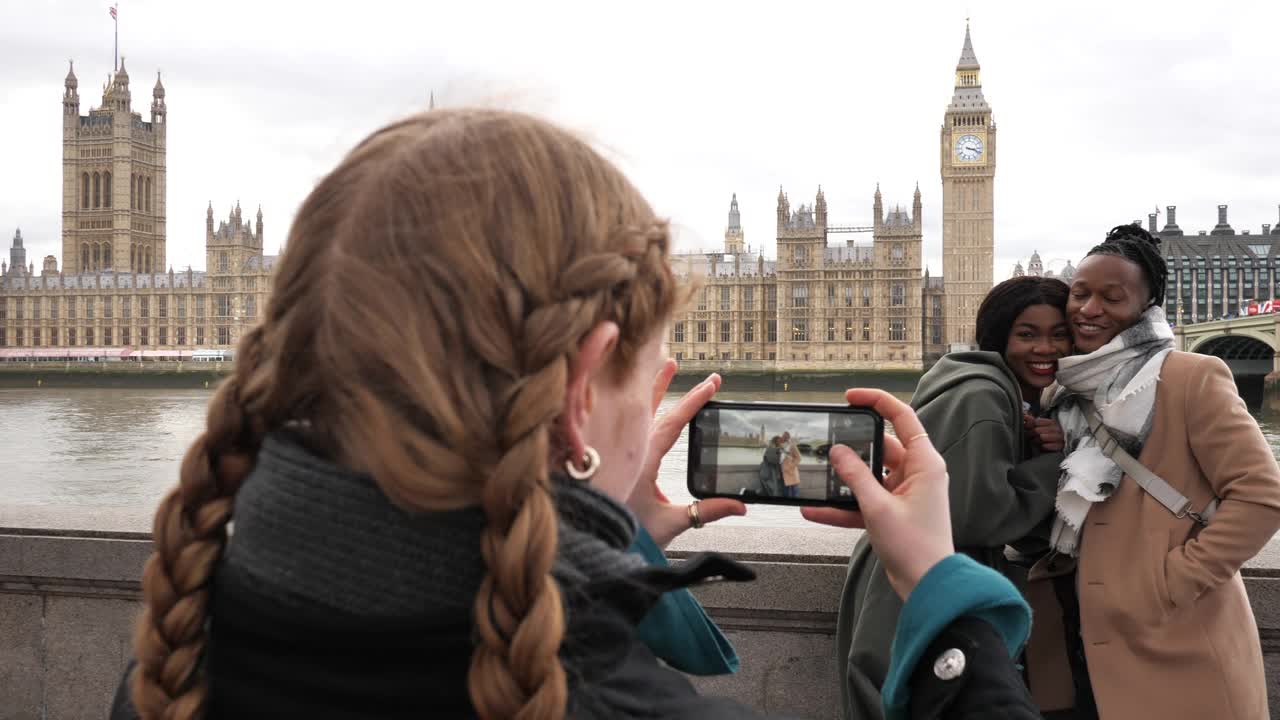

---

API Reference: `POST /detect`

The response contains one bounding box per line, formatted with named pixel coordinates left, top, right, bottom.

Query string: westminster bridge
left=1175, top=313, right=1280, bottom=410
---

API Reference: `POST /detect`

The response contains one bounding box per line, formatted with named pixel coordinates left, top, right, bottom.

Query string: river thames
left=5, top=386, right=1280, bottom=529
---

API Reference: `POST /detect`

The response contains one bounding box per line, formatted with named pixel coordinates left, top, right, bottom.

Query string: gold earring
left=565, top=446, right=601, bottom=480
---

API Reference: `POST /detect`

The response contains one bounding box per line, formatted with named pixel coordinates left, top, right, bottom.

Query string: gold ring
left=905, top=432, right=930, bottom=446
left=688, top=501, right=704, bottom=529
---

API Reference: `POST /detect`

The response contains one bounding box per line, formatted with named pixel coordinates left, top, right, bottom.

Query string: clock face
left=955, top=134, right=984, bottom=161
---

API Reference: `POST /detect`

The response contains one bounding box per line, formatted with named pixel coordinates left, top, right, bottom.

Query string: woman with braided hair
left=109, top=109, right=1044, bottom=720
left=1024, top=223, right=1280, bottom=719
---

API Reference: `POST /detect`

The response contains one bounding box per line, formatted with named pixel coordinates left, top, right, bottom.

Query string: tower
left=61, top=58, right=167, bottom=276
left=206, top=201, right=264, bottom=279
left=724, top=193, right=745, bottom=254
left=940, top=24, right=996, bottom=349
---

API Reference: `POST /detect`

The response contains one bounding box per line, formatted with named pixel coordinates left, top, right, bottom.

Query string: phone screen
left=687, top=401, right=883, bottom=507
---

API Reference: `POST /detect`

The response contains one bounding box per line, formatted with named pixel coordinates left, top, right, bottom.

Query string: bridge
left=1175, top=313, right=1280, bottom=409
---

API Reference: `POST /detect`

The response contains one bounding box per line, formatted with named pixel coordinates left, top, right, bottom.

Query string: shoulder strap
left=1079, top=398, right=1218, bottom=526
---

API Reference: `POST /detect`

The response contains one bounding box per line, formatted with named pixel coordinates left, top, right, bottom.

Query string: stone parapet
left=3, top=509, right=1280, bottom=719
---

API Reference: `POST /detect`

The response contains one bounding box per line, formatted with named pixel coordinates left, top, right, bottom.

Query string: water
left=5, top=386, right=1280, bottom=529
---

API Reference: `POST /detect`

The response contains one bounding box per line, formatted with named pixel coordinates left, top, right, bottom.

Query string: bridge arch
left=1185, top=329, right=1278, bottom=356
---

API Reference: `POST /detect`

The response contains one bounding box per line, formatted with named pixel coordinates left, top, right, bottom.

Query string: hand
left=627, top=359, right=746, bottom=547
left=802, top=389, right=953, bottom=600
left=1031, top=418, right=1064, bottom=452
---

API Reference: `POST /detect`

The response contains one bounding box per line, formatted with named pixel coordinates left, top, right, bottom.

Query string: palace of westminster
left=5, top=28, right=1277, bottom=370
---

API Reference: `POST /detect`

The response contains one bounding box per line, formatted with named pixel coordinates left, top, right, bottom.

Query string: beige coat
left=1030, top=352, right=1280, bottom=719
left=782, top=442, right=801, bottom=487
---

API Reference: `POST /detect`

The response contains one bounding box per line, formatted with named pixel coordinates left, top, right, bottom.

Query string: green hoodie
left=835, top=351, right=1062, bottom=720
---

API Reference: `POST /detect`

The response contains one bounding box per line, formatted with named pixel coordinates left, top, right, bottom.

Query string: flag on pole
left=109, top=5, right=117, bottom=19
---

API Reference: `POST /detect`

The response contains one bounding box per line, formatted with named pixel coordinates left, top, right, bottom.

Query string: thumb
left=829, top=445, right=890, bottom=512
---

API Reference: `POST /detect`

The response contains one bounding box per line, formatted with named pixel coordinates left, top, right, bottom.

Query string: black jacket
left=109, top=432, right=1039, bottom=719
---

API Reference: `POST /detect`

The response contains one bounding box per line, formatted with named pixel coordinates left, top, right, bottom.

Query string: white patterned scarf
left=1047, top=306, right=1175, bottom=555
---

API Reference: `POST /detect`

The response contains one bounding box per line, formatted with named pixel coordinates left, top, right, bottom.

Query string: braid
left=129, top=325, right=271, bottom=719
left=1085, top=223, right=1166, bottom=307
left=974, top=276, right=1069, bottom=355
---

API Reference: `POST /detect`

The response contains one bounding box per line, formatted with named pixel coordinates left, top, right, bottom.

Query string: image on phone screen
left=688, top=402, right=882, bottom=506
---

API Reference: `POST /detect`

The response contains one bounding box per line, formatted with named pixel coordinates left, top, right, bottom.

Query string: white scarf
left=1048, top=306, right=1175, bottom=555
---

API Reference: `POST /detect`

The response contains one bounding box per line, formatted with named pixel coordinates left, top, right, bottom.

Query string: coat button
left=933, top=648, right=966, bottom=681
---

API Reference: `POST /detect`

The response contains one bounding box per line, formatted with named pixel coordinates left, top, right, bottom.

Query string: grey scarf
left=1047, top=306, right=1175, bottom=555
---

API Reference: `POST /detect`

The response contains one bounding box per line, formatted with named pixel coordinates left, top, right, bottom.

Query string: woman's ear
left=560, top=321, right=620, bottom=464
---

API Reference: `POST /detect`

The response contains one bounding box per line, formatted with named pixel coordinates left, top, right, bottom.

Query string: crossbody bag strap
left=1079, top=398, right=1218, bottom=526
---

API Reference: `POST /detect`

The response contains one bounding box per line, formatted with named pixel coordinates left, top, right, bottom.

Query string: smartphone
left=686, top=400, right=884, bottom=508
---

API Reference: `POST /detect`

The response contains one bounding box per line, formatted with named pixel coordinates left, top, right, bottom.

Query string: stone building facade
left=0, top=62, right=274, bottom=353
left=1150, top=204, right=1280, bottom=324
left=669, top=187, right=930, bottom=370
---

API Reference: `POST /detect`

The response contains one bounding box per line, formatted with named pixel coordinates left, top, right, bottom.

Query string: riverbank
left=0, top=361, right=922, bottom=392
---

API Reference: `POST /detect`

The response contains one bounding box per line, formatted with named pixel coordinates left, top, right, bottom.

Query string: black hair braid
left=1085, top=223, right=1166, bottom=307
left=974, top=276, right=1070, bottom=356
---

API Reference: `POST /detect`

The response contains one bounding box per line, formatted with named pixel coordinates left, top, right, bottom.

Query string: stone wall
left=3, top=511, right=1280, bottom=719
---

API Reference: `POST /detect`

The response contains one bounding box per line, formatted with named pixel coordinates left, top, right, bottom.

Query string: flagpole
left=113, top=4, right=118, bottom=72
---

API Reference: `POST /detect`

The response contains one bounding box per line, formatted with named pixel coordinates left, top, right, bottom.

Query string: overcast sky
left=3, top=1, right=1279, bottom=278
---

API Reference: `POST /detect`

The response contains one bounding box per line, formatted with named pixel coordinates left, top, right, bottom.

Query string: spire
left=13, top=227, right=22, bottom=248
left=207, top=201, right=213, bottom=218
left=727, top=193, right=741, bottom=231
left=153, top=71, right=165, bottom=99
left=116, top=56, right=129, bottom=83
left=257, top=204, right=263, bottom=220
left=65, top=60, right=78, bottom=89
left=957, top=22, right=980, bottom=70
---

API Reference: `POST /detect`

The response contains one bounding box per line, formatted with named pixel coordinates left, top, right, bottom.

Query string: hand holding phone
left=687, top=400, right=884, bottom=508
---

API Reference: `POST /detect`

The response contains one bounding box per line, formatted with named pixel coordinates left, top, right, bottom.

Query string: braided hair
left=129, top=110, right=686, bottom=720
left=1083, top=223, right=1166, bottom=307
left=974, top=276, right=1070, bottom=356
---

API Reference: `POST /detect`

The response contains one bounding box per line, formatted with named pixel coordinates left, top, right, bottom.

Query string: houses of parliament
left=0, top=58, right=274, bottom=354
left=668, top=25, right=995, bottom=370
left=2, top=26, right=998, bottom=370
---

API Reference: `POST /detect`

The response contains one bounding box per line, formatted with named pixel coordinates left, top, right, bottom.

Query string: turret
left=63, top=60, right=80, bottom=118
left=912, top=182, right=922, bottom=231
left=815, top=186, right=827, bottom=227
left=724, top=194, right=744, bottom=254
left=873, top=183, right=883, bottom=231
left=104, top=57, right=131, bottom=112
left=151, top=71, right=166, bottom=125
left=256, top=205, right=264, bottom=247
left=206, top=202, right=214, bottom=238
left=776, top=186, right=790, bottom=232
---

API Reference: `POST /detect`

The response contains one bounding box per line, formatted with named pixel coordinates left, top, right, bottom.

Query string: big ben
left=941, top=24, right=995, bottom=350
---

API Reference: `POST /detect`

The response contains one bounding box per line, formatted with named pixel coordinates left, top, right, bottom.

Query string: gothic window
left=51, top=298, right=58, bottom=320
left=891, top=244, right=904, bottom=261
left=130, top=245, right=136, bottom=272
left=792, top=319, right=808, bottom=342
left=862, top=321, right=871, bottom=342
left=140, top=327, right=149, bottom=346
left=720, top=286, right=731, bottom=311
left=696, top=321, right=707, bottom=343
left=844, top=285, right=853, bottom=307
left=862, top=286, right=871, bottom=307
left=103, top=242, right=112, bottom=269
left=697, top=288, right=707, bottom=311
left=67, top=328, right=75, bottom=346
left=767, top=320, right=777, bottom=342
left=743, top=320, right=754, bottom=342
left=103, top=328, right=112, bottom=345
left=101, top=296, right=109, bottom=319
left=794, top=246, right=809, bottom=264
left=743, top=287, right=754, bottom=311
left=195, top=295, right=205, bottom=318
left=93, top=172, right=101, bottom=208
left=81, top=244, right=89, bottom=272
left=844, top=319, right=854, bottom=341
left=86, top=327, right=95, bottom=345
left=15, top=299, right=22, bottom=319
left=176, top=295, right=186, bottom=318
left=196, top=327, right=205, bottom=345
left=217, top=327, right=231, bottom=345
left=766, top=286, right=777, bottom=310
left=131, top=175, right=136, bottom=209
left=792, top=284, right=808, bottom=308
left=67, top=297, right=76, bottom=320
left=215, top=295, right=231, bottom=317
left=891, top=283, right=905, bottom=307
left=159, top=327, right=167, bottom=346
left=103, top=171, right=112, bottom=208
left=145, top=177, right=152, bottom=213
left=720, top=321, right=731, bottom=343
left=176, top=327, right=186, bottom=345
left=826, top=319, right=836, bottom=342
left=673, top=322, right=685, bottom=343
left=140, top=296, right=149, bottom=319
left=122, top=296, right=132, bottom=319
left=92, top=244, right=100, bottom=271
left=145, top=248, right=152, bottom=274
left=827, top=284, right=835, bottom=306
left=890, top=320, right=906, bottom=342
left=82, top=173, right=90, bottom=208
left=158, top=296, right=168, bottom=318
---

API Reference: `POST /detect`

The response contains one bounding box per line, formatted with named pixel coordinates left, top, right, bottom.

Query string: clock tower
left=940, top=24, right=996, bottom=350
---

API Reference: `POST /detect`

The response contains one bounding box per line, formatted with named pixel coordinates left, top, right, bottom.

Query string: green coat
left=835, top=351, right=1063, bottom=720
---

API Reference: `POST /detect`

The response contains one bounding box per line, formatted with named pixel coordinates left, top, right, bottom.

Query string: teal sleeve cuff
left=629, top=527, right=740, bottom=676
left=882, top=553, right=1031, bottom=720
